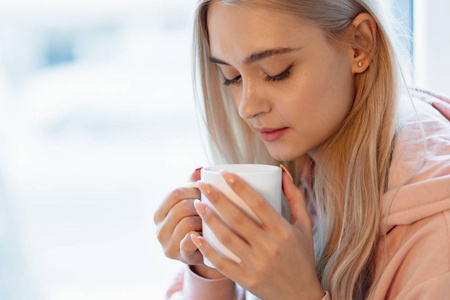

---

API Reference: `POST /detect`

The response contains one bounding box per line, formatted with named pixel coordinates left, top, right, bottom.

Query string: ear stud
left=358, top=62, right=363, bottom=67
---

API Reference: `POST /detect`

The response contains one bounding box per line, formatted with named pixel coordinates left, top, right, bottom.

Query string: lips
left=256, top=127, right=289, bottom=142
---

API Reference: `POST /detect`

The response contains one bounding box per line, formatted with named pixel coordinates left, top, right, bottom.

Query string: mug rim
left=202, top=164, right=280, bottom=174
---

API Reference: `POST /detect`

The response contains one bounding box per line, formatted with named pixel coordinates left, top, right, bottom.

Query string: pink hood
left=369, top=91, right=450, bottom=299
left=383, top=94, right=450, bottom=233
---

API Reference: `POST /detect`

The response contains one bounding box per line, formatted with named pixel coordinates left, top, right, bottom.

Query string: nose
left=238, top=81, right=270, bottom=120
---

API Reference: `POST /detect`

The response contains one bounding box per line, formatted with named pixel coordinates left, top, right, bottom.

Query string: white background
left=0, top=1, right=205, bottom=299
left=414, top=0, right=450, bottom=96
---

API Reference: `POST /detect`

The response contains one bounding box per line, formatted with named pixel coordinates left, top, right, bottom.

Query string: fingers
left=154, top=187, right=200, bottom=225
left=196, top=181, right=264, bottom=245
left=191, top=235, right=241, bottom=277
left=217, top=171, right=281, bottom=227
left=156, top=199, right=201, bottom=257
left=180, top=231, right=201, bottom=256
left=180, top=231, right=204, bottom=264
left=194, top=200, right=250, bottom=259
left=173, top=215, right=202, bottom=243
left=156, top=199, right=197, bottom=240
left=154, top=167, right=204, bottom=266
left=280, top=165, right=310, bottom=227
left=189, top=167, right=202, bottom=182
left=160, top=214, right=202, bottom=261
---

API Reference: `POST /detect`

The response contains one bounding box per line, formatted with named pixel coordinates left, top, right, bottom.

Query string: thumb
left=280, top=165, right=310, bottom=227
left=189, top=167, right=202, bottom=182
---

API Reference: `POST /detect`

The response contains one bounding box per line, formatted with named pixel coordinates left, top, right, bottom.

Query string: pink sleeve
left=167, top=266, right=244, bottom=300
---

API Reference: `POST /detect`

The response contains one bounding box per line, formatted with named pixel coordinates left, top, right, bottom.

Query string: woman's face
left=207, top=3, right=356, bottom=161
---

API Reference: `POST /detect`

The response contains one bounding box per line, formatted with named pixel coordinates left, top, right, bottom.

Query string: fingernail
left=197, top=181, right=211, bottom=195
left=195, top=167, right=203, bottom=172
left=280, top=164, right=294, bottom=183
left=191, top=234, right=203, bottom=248
left=220, top=170, right=236, bottom=184
left=194, top=199, right=206, bottom=215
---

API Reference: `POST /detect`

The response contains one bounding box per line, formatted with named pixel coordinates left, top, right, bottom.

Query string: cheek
left=281, top=69, right=331, bottom=118
left=280, top=61, right=353, bottom=137
left=309, top=58, right=353, bottom=111
left=229, top=86, right=242, bottom=110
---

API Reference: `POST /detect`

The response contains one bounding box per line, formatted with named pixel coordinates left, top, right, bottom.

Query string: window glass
left=414, top=0, right=450, bottom=95
left=0, top=1, right=204, bottom=299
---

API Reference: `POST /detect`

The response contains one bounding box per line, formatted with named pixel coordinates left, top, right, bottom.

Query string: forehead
left=207, top=3, right=325, bottom=60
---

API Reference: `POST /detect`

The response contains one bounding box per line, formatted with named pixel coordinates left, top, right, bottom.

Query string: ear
left=349, top=13, right=377, bottom=74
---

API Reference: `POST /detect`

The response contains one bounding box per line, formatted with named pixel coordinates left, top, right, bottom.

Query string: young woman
left=154, top=0, right=450, bottom=299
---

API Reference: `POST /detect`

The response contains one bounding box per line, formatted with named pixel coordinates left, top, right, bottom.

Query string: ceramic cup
left=197, top=164, right=282, bottom=268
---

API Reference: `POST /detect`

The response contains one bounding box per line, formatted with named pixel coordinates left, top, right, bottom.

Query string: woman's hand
left=154, top=168, right=224, bottom=279
left=191, top=167, right=324, bottom=300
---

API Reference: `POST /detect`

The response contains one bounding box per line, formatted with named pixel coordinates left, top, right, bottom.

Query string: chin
left=264, top=140, right=311, bottom=162
left=267, top=149, right=303, bottom=162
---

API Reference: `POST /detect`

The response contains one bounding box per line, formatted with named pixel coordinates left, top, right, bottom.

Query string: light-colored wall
left=414, top=0, right=450, bottom=96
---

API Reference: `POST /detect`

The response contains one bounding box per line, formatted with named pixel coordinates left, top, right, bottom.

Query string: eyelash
left=223, top=65, right=293, bottom=86
left=265, top=67, right=292, bottom=82
left=223, top=76, right=241, bottom=86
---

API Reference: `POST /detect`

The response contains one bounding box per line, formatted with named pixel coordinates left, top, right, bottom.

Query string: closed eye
left=265, top=64, right=293, bottom=82
left=223, top=64, right=293, bottom=86
left=223, top=75, right=242, bottom=86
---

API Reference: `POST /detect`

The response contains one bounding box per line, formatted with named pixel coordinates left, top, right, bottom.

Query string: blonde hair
left=193, top=0, right=400, bottom=298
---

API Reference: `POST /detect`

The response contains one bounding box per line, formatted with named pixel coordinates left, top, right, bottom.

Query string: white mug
left=198, top=164, right=282, bottom=268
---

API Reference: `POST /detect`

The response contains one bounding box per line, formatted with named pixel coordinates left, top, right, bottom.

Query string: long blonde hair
left=193, top=0, right=400, bottom=298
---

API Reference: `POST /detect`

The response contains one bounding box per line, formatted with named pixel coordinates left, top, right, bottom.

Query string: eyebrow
left=209, top=47, right=301, bottom=66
